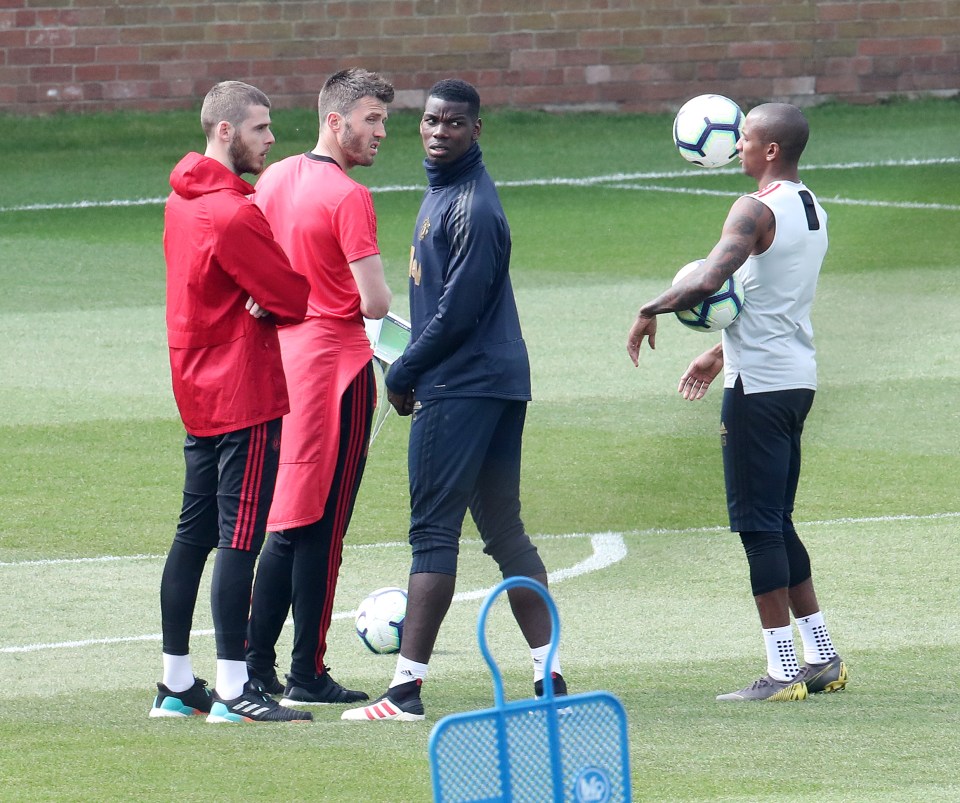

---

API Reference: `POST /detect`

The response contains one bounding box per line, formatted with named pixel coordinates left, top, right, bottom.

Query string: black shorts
left=720, top=377, right=815, bottom=533
left=407, top=397, right=540, bottom=576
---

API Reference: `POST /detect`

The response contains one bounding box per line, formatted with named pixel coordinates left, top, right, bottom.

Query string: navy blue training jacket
left=386, top=143, right=531, bottom=402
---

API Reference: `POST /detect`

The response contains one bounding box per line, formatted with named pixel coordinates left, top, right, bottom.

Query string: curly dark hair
left=427, top=79, right=481, bottom=120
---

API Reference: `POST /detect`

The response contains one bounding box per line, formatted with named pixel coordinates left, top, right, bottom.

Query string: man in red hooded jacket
left=149, top=80, right=313, bottom=724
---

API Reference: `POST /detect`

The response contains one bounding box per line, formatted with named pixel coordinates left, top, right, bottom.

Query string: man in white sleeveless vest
left=627, top=103, right=847, bottom=702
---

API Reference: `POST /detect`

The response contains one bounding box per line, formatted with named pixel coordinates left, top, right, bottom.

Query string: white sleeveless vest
left=722, top=180, right=828, bottom=393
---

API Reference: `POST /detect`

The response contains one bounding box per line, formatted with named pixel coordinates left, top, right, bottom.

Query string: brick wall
left=2, top=0, right=958, bottom=115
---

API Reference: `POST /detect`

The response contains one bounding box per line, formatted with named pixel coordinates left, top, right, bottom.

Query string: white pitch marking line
left=2, top=157, right=957, bottom=213
left=3, top=510, right=959, bottom=653
left=0, top=533, right=627, bottom=654
left=0, top=553, right=162, bottom=568
left=3, top=511, right=959, bottom=568
left=609, top=182, right=960, bottom=212
left=450, top=532, right=627, bottom=603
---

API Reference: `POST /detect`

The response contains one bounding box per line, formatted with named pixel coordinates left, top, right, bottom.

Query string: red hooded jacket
left=164, top=152, right=309, bottom=437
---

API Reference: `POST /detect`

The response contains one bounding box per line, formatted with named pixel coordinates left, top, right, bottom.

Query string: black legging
left=739, top=520, right=812, bottom=597
left=246, top=364, right=375, bottom=681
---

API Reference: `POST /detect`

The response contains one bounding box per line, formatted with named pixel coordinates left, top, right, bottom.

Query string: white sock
left=530, top=643, right=562, bottom=683
left=762, top=625, right=800, bottom=681
left=215, top=659, right=249, bottom=700
left=795, top=610, right=837, bottom=664
left=390, top=656, right=428, bottom=690
left=161, top=653, right=195, bottom=693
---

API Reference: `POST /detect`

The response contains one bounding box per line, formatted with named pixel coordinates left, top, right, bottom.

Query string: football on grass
left=673, top=259, right=745, bottom=332
left=673, top=94, right=744, bottom=168
left=355, top=586, right=407, bottom=654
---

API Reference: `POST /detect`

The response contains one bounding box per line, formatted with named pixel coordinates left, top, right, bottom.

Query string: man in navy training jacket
left=342, top=78, right=565, bottom=723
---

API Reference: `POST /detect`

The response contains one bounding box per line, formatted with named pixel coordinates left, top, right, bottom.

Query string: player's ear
left=214, top=119, right=233, bottom=143
left=766, top=141, right=779, bottom=161
left=473, top=117, right=482, bottom=141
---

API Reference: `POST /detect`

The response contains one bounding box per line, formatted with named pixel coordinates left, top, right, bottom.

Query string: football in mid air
left=673, top=94, right=744, bottom=168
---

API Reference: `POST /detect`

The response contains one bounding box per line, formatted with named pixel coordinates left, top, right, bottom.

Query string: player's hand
left=246, top=296, right=269, bottom=319
left=387, top=388, right=415, bottom=416
left=627, top=313, right=657, bottom=366
left=678, top=348, right=724, bottom=400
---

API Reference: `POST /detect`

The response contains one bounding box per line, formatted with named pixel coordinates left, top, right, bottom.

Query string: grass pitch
left=1, top=98, right=959, bottom=801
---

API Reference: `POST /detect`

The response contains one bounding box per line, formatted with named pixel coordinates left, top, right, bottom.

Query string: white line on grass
left=609, top=182, right=960, bottom=211
left=0, top=553, right=162, bottom=568
left=0, top=533, right=627, bottom=654
left=0, top=197, right=168, bottom=212
left=2, top=157, right=956, bottom=214
left=4, top=511, right=958, bottom=653
left=4, top=510, right=958, bottom=569
left=452, top=532, right=628, bottom=602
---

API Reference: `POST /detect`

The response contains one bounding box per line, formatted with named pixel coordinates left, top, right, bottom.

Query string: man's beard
left=229, top=133, right=262, bottom=175
left=341, top=121, right=374, bottom=167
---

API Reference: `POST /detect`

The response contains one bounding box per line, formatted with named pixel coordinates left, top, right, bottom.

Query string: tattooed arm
left=642, top=195, right=772, bottom=318
left=627, top=196, right=773, bottom=366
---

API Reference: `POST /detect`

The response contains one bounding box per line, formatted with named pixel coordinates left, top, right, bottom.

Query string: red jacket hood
left=169, top=152, right=255, bottom=200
